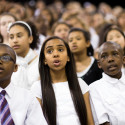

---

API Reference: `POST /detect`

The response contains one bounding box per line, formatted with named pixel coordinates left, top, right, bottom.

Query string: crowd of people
left=0, top=0, right=125, bottom=125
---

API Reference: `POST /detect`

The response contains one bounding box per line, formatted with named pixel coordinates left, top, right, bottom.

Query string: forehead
left=100, top=44, right=120, bottom=54
left=56, top=24, right=69, bottom=29
left=9, top=25, right=26, bottom=34
left=0, top=15, right=15, bottom=22
left=0, top=46, right=13, bottom=56
left=107, top=29, right=122, bottom=35
left=69, top=31, right=83, bottom=37
left=45, top=39, right=65, bottom=48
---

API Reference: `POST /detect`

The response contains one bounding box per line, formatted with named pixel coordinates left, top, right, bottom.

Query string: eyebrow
left=46, top=45, right=65, bottom=49
left=9, top=32, right=23, bottom=35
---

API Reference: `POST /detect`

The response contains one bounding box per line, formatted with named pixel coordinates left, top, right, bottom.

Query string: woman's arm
left=83, top=92, right=95, bottom=125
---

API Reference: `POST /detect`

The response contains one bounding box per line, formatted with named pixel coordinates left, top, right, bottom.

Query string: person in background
left=68, top=28, right=102, bottom=85
left=0, top=13, right=17, bottom=45
left=51, top=21, right=71, bottom=42
left=8, top=21, right=39, bottom=89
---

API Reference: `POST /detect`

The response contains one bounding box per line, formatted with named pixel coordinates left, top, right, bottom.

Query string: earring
left=67, top=58, right=70, bottom=62
left=44, top=61, right=47, bottom=65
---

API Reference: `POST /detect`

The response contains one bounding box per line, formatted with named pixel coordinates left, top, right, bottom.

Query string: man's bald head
left=98, top=41, right=123, bottom=59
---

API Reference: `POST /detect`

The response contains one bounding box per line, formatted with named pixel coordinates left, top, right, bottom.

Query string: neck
left=0, top=79, right=10, bottom=89
left=18, top=48, right=30, bottom=58
left=50, top=69, right=67, bottom=83
left=74, top=52, right=91, bottom=72
left=110, top=71, right=122, bottom=79
left=74, top=52, right=89, bottom=62
left=3, top=38, right=9, bottom=45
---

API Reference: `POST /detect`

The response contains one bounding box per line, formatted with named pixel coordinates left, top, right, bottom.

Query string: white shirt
left=0, top=82, right=47, bottom=125
left=89, top=72, right=125, bottom=125
left=31, top=78, right=88, bottom=125
left=11, top=49, right=39, bottom=89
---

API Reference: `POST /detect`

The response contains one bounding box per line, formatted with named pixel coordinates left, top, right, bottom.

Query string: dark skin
left=98, top=41, right=125, bottom=79
left=97, top=42, right=125, bottom=125
left=0, top=44, right=18, bottom=89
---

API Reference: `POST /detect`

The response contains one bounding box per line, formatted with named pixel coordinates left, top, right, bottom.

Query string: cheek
left=117, top=39, right=125, bottom=48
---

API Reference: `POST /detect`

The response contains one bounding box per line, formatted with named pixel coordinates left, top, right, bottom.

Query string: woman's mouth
left=12, top=45, right=20, bottom=49
left=72, top=45, right=77, bottom=50
left=53, top=60, right=61, bottom=66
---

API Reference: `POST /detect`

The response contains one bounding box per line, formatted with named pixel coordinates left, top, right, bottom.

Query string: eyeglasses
left=0, top=55, right=15, bottom=63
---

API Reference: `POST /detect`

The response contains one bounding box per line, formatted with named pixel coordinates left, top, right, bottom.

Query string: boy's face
left=98, top=43, right=125, bottom=79
left=0, top=46, right=17, bottom=88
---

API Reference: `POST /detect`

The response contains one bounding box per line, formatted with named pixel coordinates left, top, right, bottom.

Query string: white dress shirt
left=0, top=82, right=47, bottom=125
left=89, top=72, right=125, bottom=125
left=31, top=78, right=88, bottom=125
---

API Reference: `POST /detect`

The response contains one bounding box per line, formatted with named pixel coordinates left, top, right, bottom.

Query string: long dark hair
left=39, top=36, right=87, bottom=125
left=68, top=28, right=94, bottom=56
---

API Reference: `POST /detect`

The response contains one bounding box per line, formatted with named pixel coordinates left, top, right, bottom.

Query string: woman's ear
left=86, top=41, right=91, bottom=47
left=67, top=56, right=70, bottom=62
left=29, top=36, right=33, bottom=44
left=44, top=59, right=47, bottom=65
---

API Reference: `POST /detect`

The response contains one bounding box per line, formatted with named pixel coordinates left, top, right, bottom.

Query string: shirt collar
left=0, top=82, right=14, bottom=98
left=103, top=72, right=125, bottom=84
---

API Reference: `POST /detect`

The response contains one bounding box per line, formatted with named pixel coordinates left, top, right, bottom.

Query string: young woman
left=0, top=13, right=17, bottom=45
left=68, top=28, right=102, bottom=85
left=31, top=36, right=94, bottom=125
left=51, top=21, right=71, bottom=42
left=8, top=21, right=39, bottom=89
left=102, top=27, right=125, bottom=55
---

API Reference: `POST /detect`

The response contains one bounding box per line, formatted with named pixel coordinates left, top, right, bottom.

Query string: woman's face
left=9, top=25, right=32, bottom=57
left=44, top=39, right=69, bottom=72
left=106, top=29, right=125, bottom=50
left=0, top=15, right=15, bottom=38
left=68, top=31, right=90, bottom=54
left=54, top=24, right=70, bottom=41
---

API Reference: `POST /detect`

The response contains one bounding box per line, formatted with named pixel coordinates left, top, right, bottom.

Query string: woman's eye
left=9, top=36, right=14, bottom=39
left=69, top=39, right=72, bottom=42
left=47, top=50, right=53, bottom=54
left=77, top=38, right=81, bottom=40
left=101, top=55, right=106, bottom=59
left=58, top=49, right=63, bottom=52
left=113, top=52, right=118, bottom=56
left=17, top=35, right=22, bottom=38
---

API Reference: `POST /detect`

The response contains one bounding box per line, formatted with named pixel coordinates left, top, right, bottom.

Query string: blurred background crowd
left=0, top=0, right=125, bottom=58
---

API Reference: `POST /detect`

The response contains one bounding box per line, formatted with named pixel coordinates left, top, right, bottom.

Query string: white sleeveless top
left=31, top=78, right=88, bottom=125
